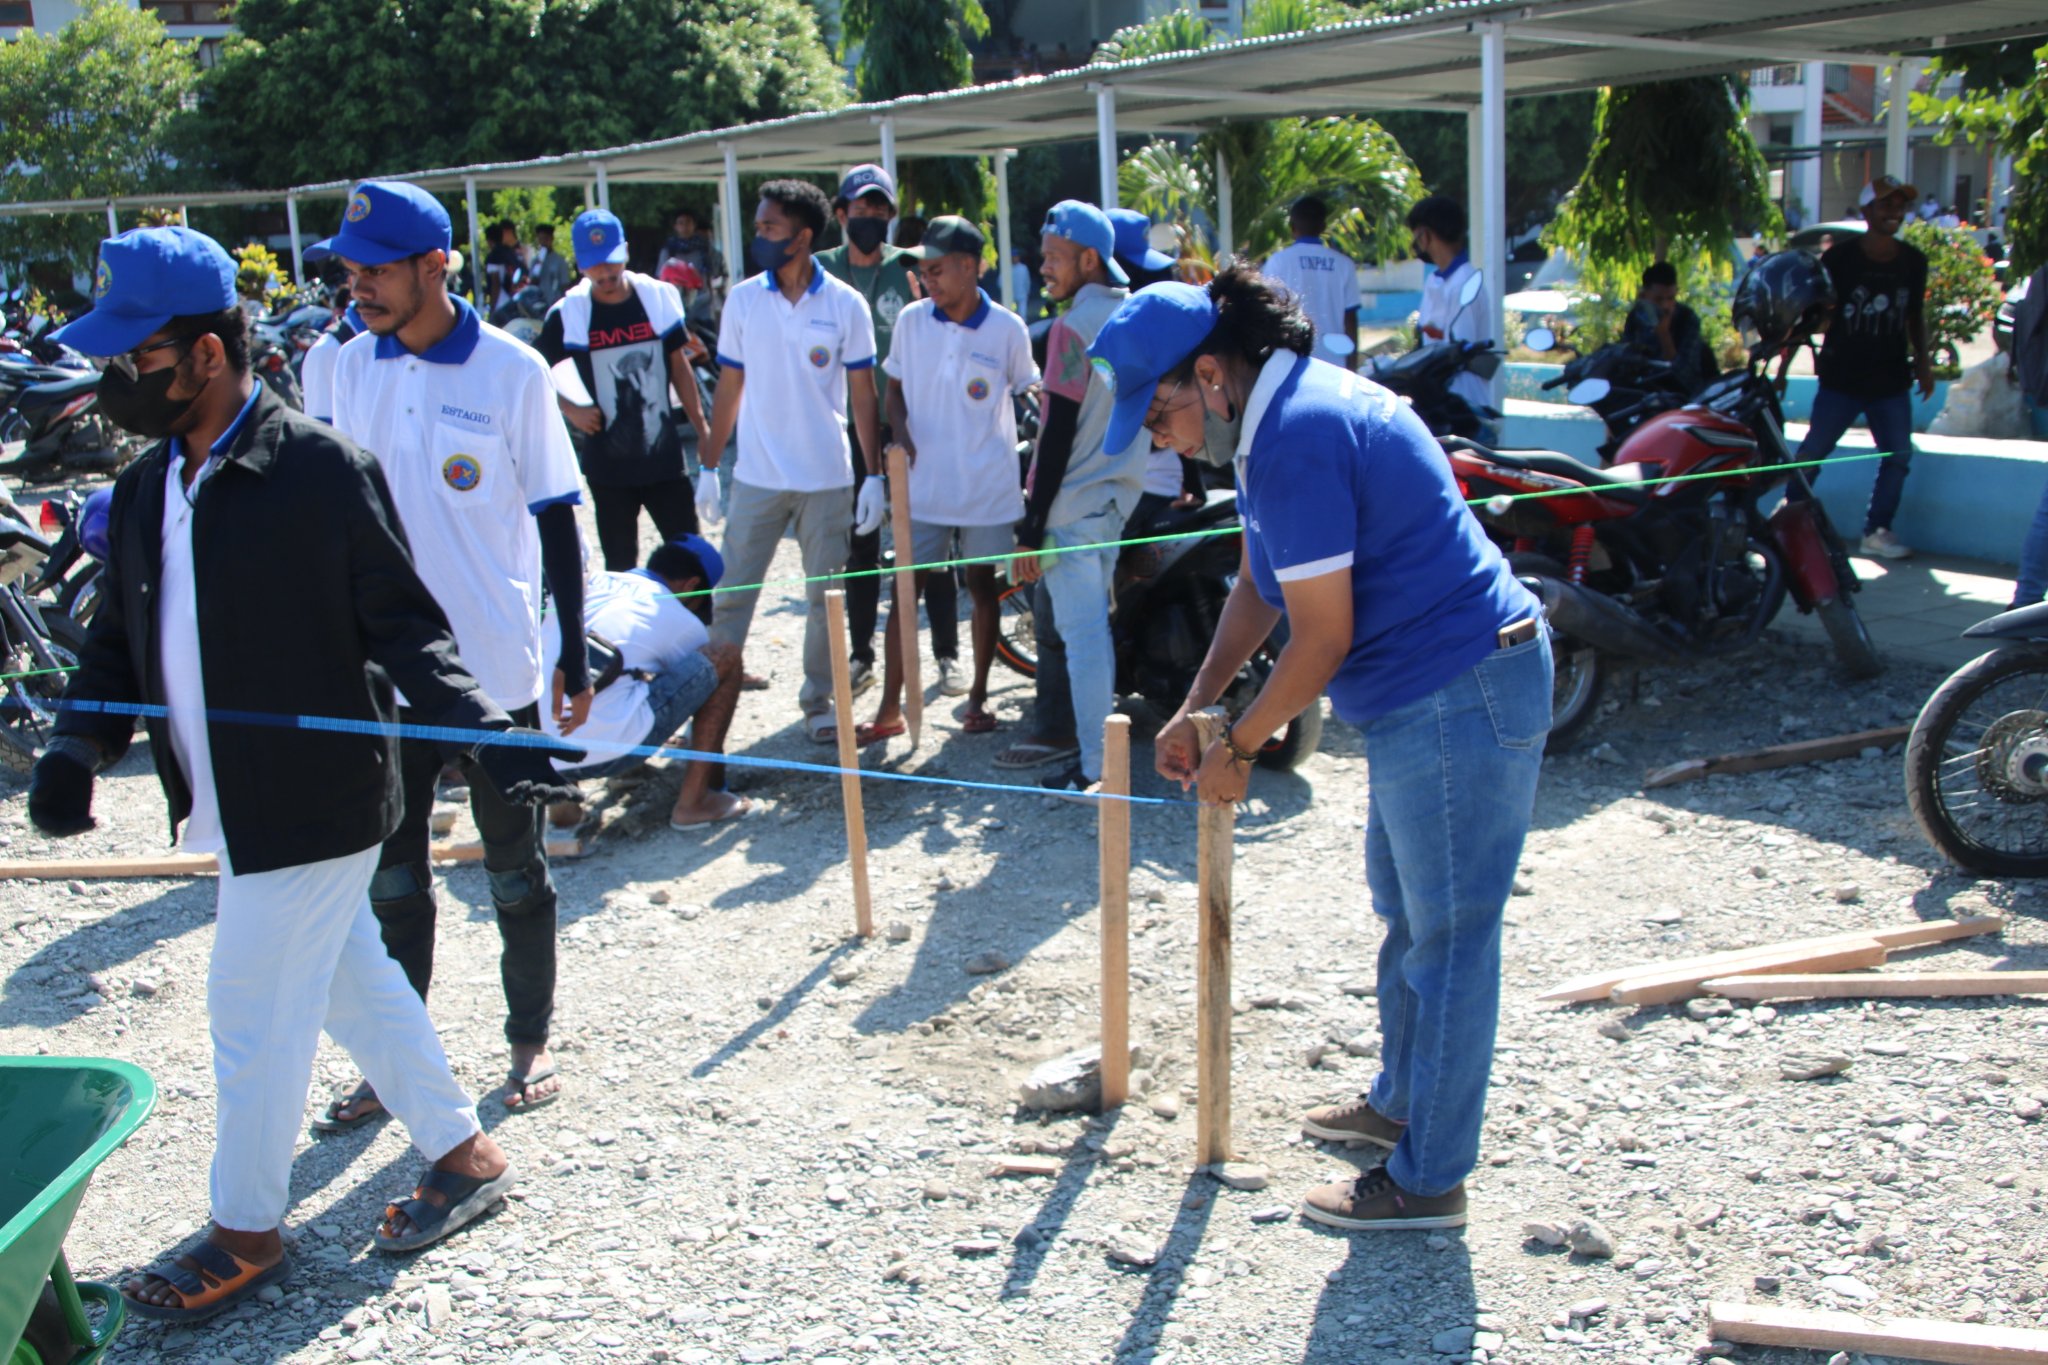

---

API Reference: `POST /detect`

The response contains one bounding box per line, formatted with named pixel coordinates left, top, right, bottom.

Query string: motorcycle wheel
left=1905, top=646, right=2048, bottom=877
left=1508, top=553, right=1603, bottom=753
left=1817, top=594, right=1882, bottom=679
left=994, top=580, right=1037, bottom=679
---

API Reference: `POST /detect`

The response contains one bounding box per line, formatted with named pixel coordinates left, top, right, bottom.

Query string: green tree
left=1375, top=95, right=1597, bottom=224
left=180, top=0, right=846, bottom=189
left=0, top=0, right=199, bottom=268
left=1913, top=39, right=2047, bottom=275
left=840, top=0, right=991, bottom=219
left=1902, top=220, right=2002, bottom=370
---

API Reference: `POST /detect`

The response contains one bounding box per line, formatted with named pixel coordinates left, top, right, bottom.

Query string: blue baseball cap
left=52, top=227, right=237, bottom=357
left=1108, top=209, right=1175, bottom=274
left=837, top=164, right=897, bottom=207
left=1041, top=201, right=1128, bottom=286
left=669, top=533, right=724, bottom=588
left=1088, top=282, right=1220, bottom=456
left=307, top=181, right=452, bottom=266
left=572, top=209, right=629, bottom=270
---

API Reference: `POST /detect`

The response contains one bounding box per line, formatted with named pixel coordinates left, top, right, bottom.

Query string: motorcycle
left=28, top=487, right=108, bottom=654
left=1904, top=601, right=2048, bottom=876
left=0, top=506, right=78, bottom=771
left=1355, top=270, right=1502, bottom=439
left=1523, top=327, right=1696, bottom=463
left=491, top=284, right=549, bottom=347
left=1450, top=360, right=1879, bottom=750
left=991, top=490, right=1323, bottom=772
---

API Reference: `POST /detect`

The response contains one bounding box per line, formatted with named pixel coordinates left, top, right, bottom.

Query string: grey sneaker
left=935, top=656, right=969, bottom=697
left=1301, top=1096, right=1404, bottom=1148
left=1859, top=528, right=1913, bottom=560
left=1301, top=1165, right=1467, bottom=1231
left=848, top=658, right=877, bottom=695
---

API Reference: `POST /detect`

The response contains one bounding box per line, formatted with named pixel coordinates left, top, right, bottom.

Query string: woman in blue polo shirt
left=1090, top=266, right=1550, bottom=1233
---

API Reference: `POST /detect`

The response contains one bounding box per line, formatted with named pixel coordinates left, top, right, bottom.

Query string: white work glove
left=853, top=475, right=888, bottom=537
left=694, top=469, right=722, bottom=527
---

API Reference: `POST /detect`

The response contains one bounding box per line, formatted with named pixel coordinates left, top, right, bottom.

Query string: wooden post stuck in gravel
left=1099, top=714, right=1132, bottom=1111
left=886, top=443, right=922, bottom=750
left=1190, top=706, right=1234, bottom=1164
left=826, top=591, right=874, bottom=939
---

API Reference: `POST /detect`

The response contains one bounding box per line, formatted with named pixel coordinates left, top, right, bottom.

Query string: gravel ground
left=4, top=529, right=2047, bottom=1365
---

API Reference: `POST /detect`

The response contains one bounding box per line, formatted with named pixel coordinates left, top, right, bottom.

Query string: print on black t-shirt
left=1816, top=239, right=1927, bottom=401
left=538, top=292, right=689, bottom=488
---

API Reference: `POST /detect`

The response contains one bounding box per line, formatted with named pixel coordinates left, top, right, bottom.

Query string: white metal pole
left=178, top=205, right=189, bottom=227
left=1214, top=147, right=1234, bottom=260
left=879, top=117, right=898, bottom=244
left=1795, top=62, right=1825, bottom=227
left=1465, top=105, right=1483, bottom=250
left=583, top=180, right=598, bottom=212
left=1885, top=60, right=1915, bottom=182
left=995, top=148, right=1016, bottom=311
left=593, top=162, right=611, bottom=212
left=105, top=202, right=118, bottom=237
left=463, top=176, right=482, bottom=305
left=722, top=144, right=744, bottom=290
left=1094, top=85, right=1119, bottom=210
left=286, top=195, right=304, bottom=285
left=1993, top=151, right=2014, bottom=230
left=1479, top=20, right=1506, bottom=347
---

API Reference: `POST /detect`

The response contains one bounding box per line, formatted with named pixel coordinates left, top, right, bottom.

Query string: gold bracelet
left=1223, top=726, right=1261, bottom=766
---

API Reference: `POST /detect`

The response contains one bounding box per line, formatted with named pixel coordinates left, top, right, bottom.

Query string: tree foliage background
left=0, top=0, right=198, bottom=268
left=1914, top=39, right=2047, bottom=275
left=839, top=0, right=994, bottom=224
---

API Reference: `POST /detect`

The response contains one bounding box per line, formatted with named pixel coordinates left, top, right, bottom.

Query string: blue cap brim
left=308, top=232, right=425, bottom=267
left=1104, top=255, right=1130, bottom=286
left=50, top=306, right=173, bottom=358
left=574, top=243, right=629, bottom=270
left=1103, top=385, right=1153, bottom=457
left=1133, top=246, right=1175, bottom=272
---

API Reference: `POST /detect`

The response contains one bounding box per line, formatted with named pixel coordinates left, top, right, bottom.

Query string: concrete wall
left=1503, top=362, right=1952, bottom=433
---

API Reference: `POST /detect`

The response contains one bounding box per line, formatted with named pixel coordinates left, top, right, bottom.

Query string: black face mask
left=98, top=346, right=197, bottom=440
left=844, top=218, right=890, bottom=254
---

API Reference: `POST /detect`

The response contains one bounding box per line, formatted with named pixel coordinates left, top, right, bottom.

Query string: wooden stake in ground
left=1189, top=706, right=1234, bottom=1165
left=1703, top=971, right=2048, bottom=1001
left=1642, top=724, right=1912, bottom=789
left=1711, top=1301, right=2048, bottom=1365
left=1098, top=713, right=1132, bottom=1111
left=885, top=443, right=922, bottom=750
left=1608, top=938, right=1889, bottom=1006
left=826, top=590, right=874, bottom=939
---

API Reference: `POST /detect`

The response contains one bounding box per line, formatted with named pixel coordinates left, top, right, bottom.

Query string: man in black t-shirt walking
left=538, top=209, right=710, bottom=570
left=1797, top=174, right=1935, bottom=560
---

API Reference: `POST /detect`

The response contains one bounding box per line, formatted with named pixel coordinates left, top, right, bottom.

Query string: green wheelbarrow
left=0, top=1058, right=155, bottom=1365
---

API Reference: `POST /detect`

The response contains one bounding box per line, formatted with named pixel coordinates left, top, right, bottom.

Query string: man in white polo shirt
left=320, top=179, right=591, bottom=1121
left=701, top=178, right=881, bottom=744
left=856, top=216, right=1037, bottom=747
left=1262, top=196, right=1361, bottom=370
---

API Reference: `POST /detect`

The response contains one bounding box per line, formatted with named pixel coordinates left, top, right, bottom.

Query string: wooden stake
left=0, top=835, right=589, bottom=881
left=826, top=590, right=874, bottom=939
left=1190, top=706, right=1234, bottom=1165
left=1608, top=938, right=1889, bottom=1006
left=1098, top=713, right=1131, bottom=1111
left=1703, top=971, right=2048, bottom=1001
left=1643, top=725, right=1912, bottom=789
left=886, top=443, right=922, bottom=751
left=1538, top=917, right=2006, bottom=1003
left=1711, top=1301, right=2048, bottom=1365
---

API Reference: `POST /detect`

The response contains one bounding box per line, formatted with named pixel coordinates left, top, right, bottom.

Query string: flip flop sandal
left=958, top=709, right=999, bottom=734
left=854, top=720, right=907, bottom=747
left=124, top=1243, right=294, bottom=1323
left=993, top=741, right=1079, bottom=769
left=804, top=713, right=838, bottom=745
left=310, top=1082, right=386, bottom=1134
left=374, top=1165, right=519, bottom=1254
left=501, top=1063, right=561, bottom=1112
left=669, top=796, right=762, bottom=830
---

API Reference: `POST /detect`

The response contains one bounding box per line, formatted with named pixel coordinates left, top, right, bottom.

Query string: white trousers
left=208, top=844, right=480, bottom=1232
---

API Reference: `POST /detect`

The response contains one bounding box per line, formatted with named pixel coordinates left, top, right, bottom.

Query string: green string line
left=0, top=448, right=1903, bottom=688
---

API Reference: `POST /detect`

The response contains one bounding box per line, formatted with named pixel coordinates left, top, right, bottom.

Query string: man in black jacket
left=28, top=226, right=579, bottom=1323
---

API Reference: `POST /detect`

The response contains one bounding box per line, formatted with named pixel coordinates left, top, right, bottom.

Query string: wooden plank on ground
left=1703, top=971, right=2048, bottom=1001
left=1538, top=917, right=2005, bottom=1004
left=1643, top=725, right=1913, bottom=790
left=1609, top=938, right=1888, bottom=1006
left=1711, top=1300, right=2048, bottom=1365
left=429, top=836, right=588, bottom=864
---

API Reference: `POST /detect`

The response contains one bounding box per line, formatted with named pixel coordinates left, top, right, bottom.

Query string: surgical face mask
left=98, top=346, right=197, bottom=440
left=843, top=217, right=889, bottom=254
left=750, top=234, right=796, bottom=275
left=1192, top=394, right=1243, bottom=467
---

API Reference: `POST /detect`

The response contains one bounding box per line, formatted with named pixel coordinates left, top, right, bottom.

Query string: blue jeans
left=2016, top=480, right=2048, bottom=608
left=1032, top=502, right=1125, bottom=780
left=1363, top=633, right=1551, bottom=1196
left=1796, top=386, right=1916, bottom=536
left=559, top=651, right=720, bottom=782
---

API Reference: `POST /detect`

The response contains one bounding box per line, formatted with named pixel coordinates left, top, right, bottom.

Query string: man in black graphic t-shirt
left=538, top=210, right=711, bottom=570
left=1795, top=174, right=1934, bottom=560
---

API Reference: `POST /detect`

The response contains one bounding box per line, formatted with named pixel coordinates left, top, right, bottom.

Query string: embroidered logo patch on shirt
left=808, top=345, right=831, bottom=369
left=966, top=377, right=990, bottom=401
left=442, top=453, right=483, bottom=491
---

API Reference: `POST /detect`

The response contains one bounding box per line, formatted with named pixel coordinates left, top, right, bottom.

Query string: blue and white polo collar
left=937, top=290, right=994, bottom=330
left=373, top=295, right=483, bottom=364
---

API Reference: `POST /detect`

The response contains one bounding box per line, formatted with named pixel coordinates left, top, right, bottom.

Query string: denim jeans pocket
left=1474, top=635, right=1553, bottom=751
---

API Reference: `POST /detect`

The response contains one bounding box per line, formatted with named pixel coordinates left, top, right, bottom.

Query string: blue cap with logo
left=671, top=533, right=725, bottom=588
left=837, top=164, right=897, bottom=207
left=1088, top=282, right=1220, bottom=456
left=1108, top=208, right=1175, bottom=274
left=572, top=209, right=629, bottom=270
left=52, top=226, right=238, bottom=357
left=1040, top=201, right=1127, bottom=286
left=307, top=181, right=452, bottom=266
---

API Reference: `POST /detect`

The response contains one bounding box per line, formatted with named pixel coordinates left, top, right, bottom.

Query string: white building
left=1, top=0, right=233, bottom=63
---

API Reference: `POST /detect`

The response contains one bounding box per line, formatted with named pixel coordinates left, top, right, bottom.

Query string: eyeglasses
left=1143, top=377, right=1197, bottom=439
left=107, top=333, right=193, bottom=380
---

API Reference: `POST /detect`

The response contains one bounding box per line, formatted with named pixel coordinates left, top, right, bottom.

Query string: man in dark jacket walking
left=28, top=227, right=579, bottom=1324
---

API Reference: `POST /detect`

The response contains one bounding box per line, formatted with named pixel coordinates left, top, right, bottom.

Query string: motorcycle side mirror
left=1522, top=326, right=1556, bottom=353
left=1321, top=332, right=1356, bottom=358
left=1457, top=270, right=1485, bottom=310
left=1567, top=377, right=1612, bottom=406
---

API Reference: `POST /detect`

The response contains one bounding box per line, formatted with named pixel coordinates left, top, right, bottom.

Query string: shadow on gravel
left=1297, top=1222, right=1476, bottom=1364
left=692, top=940, right=857, bottom=1077
left=1107, top=1170, right=1217, bottom=1365
left=0, top=883, right=209, bottom=1028
left=1002, top=1111, right=1121, bottom=1300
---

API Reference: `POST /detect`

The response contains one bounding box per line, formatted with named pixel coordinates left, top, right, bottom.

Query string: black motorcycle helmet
left=1731, top=250, right=1836, bottom=358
